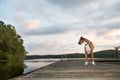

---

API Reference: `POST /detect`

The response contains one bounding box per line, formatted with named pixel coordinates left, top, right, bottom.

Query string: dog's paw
left=85, top=62, right=88, bottom=65
left=91, top=61, right=95, bottom=65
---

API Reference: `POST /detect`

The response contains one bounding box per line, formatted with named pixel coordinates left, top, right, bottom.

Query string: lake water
left=23, top=59, right=60, bottom=74
left=0, top=59, right=60, bottom=80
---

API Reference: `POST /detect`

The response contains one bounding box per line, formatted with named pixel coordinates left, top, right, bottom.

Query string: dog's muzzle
left=78, top=42, right=81, bottom=45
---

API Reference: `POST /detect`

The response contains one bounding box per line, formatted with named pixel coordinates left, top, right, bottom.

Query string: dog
left=78, top=37, right=95, bottom=65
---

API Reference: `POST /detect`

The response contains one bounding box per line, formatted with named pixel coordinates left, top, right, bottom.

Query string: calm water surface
left=23, top=59, right=60, bottom=74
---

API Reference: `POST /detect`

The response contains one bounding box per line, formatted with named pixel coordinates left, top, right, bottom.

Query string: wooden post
left=115, top=48, right=119, bottom=59
left=61, top=55, right=63, bottom=60
left=114, top=46, right=120, bottom=59
left=65, top=54, right=67, bottom=60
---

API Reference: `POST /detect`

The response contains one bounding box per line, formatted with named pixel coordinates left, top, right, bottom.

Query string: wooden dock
left=10, top=59, right=120, bottom=80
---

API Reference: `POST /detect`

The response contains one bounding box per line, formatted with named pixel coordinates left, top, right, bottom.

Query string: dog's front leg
left=84, top=48, right=88, bottom=65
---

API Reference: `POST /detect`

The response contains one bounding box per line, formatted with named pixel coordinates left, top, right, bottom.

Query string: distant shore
left=25, top=49, right=119, bottom=60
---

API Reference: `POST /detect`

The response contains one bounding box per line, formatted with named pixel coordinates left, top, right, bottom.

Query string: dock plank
left=10, top=59, right=120, bottom=80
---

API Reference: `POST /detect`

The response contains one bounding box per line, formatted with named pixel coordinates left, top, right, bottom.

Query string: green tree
left=0, top=21, right=26, bottom=60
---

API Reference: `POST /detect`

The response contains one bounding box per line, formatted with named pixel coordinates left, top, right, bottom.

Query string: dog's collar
left=85, top=41, right=90, bottom=46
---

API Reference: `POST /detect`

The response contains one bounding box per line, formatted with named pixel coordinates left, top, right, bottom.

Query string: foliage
left=94, top=49, right=117, bottom=58
left=0, top=61, right=24, bottom=80
left=0, top=21, right=26, bottom=60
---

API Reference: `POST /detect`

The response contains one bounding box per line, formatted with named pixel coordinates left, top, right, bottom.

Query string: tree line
left=26, top=49, right=118, bottom=59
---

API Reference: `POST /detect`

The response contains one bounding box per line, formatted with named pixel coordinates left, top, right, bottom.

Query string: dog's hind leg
left=90, top=50, right=95, bottom=65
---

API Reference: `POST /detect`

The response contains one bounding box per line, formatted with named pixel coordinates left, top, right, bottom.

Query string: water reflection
left=23, top=59, right=60, bottom=74
left=23, top=60, right=57, bottom=74
left=0, top=60, right=24, bottom=80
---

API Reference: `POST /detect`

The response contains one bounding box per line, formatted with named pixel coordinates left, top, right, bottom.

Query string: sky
left=0, top=0, right=120, bottom=55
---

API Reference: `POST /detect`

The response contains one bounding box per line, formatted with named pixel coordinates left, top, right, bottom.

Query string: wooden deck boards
left=10, top=59, right=120, bottom=80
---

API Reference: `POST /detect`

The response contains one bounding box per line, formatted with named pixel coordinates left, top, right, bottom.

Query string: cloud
left=100, top=17, right=120, bottom=25
left=25, top=26, right=66, bottom=35
left=47, top=0, right=94, bottom=8
left=14, top=10, right=27, bottom=33
left=13, top=0, right=120, bottom=36
left=14, top=10, right=40, bottom=31
left=26, top=20, right=40, bottom=30
left=24, top=18, right=120, bottom=36
left=24, top=23, right=74, bottom=35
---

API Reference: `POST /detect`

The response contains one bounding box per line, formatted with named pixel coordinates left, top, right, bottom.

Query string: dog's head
left=78, top=36, right=85, bottom=45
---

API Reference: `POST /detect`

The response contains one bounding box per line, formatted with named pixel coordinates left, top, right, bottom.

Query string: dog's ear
left=80, top=36, right=84, bottom=39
